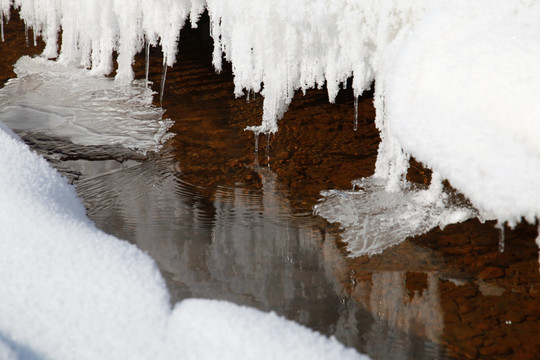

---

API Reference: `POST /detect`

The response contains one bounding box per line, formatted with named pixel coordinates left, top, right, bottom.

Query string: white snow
left=383, top=1, right=540, bottom=226
left=0, top=99, right=366, bottom=359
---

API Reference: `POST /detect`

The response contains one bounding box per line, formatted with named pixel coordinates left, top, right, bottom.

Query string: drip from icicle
left=1, top=16, right=4, bottom=42
left=496, top=222, right=505, bottom=253
left=354, top=95, right=359, bottom=131
left=246, top=89, right=250, bottom=103
left=24, top=25, right=29, bottom=47
left=160, top=61, right=167, bottom=106
left=145, top=42, right=150, bottom=88
left=33, top=29, right=37, bottom=47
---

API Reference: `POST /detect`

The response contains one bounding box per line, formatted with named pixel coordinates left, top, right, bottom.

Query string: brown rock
left=478, top=267, right=504, bottom=280
left=524, top=300, right=540, bottom=316
left=479, top=344, right=512, bottom=356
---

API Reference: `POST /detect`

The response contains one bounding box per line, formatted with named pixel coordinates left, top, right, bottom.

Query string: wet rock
left=479, top=343, right=512, bottom=356
left=524, top=300, right=540, bottom=316
left=478, top=267, right=505, bottom=280
left=450, top=325, right=483, bottom=341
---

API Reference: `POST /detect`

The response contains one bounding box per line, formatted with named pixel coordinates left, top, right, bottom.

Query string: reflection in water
left=69, top=153, right=451, bottom=358
left=363, top=272, right=443, bottom=359
left=76, top=157, right=345, bottom=330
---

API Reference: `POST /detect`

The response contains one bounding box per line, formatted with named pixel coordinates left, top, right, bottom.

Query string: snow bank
left=318, top=0, right=540, bottom=253
left=383, top=1, right=540, bottom=225
left=0, top=114, right=366, bottom=359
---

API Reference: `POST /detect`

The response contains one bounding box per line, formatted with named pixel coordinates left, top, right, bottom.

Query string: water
left=26, top=133, right=454, bottom=359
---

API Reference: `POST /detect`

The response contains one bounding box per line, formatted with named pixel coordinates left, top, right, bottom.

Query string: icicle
left=246, top=89, right=250, bottom=103
left=24, top=25, right=29, bottom=47
left=145, top=41, right=150, bottom=89
left=33, top=28, right=37, bottom=47
left=1, top=15, right=4, bottom=43
left=496, top=222, right=505, bottom=253
left=354, top=95, right=359, bottom=131
left=253, top=133, right=259, bottom=165
left=536, top=223, right=540, bottom=257
left=160, top=60, right=167, bottom=106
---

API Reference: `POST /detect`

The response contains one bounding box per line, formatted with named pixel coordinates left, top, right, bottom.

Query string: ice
left=0, top=102, right=366, bottom=360
left=145, top=41, right=151, bottom=88
left=160, top=61, right=168, bottom=106
left=314, top=176, right=476, bottom=257
left=0, top=56, right=173, bottom=155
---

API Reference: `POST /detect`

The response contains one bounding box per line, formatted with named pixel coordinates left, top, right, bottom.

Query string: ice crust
left=314, top=176, right=476, bottom=257
left=0, top=112, right=366, bottom=359
left=0, top=56, right=173, bottom=154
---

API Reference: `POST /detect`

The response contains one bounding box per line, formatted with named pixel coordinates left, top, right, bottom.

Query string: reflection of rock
left=76, top=159, right=344, bottom=334
left=367, top=272, right=442, bottom=345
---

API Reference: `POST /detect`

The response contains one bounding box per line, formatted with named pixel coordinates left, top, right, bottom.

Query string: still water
left=28, top=137, right=450, bottom=360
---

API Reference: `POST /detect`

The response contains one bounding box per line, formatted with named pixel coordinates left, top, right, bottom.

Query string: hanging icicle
left=496, top=222, right=505, bottom=253
left=145, top=41, right=150, bottom=89
left=253, top=133, right=259, bottom=165
left=353, top=94, right=359, bottom=131
left=160, top=60, right=167, bottom=106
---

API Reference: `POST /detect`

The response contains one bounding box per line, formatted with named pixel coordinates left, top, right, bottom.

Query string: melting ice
left=314, top=176, right=476, bottom=257
left=0, top=56, right=173, bottom=154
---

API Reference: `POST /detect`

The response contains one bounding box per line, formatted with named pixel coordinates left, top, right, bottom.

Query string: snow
left=0, top=83, right=365, bottom=359
left=383, top=1, right=540, bottom=226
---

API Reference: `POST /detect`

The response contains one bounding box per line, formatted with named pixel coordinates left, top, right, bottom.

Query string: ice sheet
left=314, top=176, right=476, bottom=256
left=0, top=56, right=173, bottom=155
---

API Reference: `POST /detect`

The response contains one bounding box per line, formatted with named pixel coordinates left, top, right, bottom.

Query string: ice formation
left=0, top=56, right=173, bottom=154
left=314, top=176, right=476, bottom=257
left=4, top=0, right=539, bottom=221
